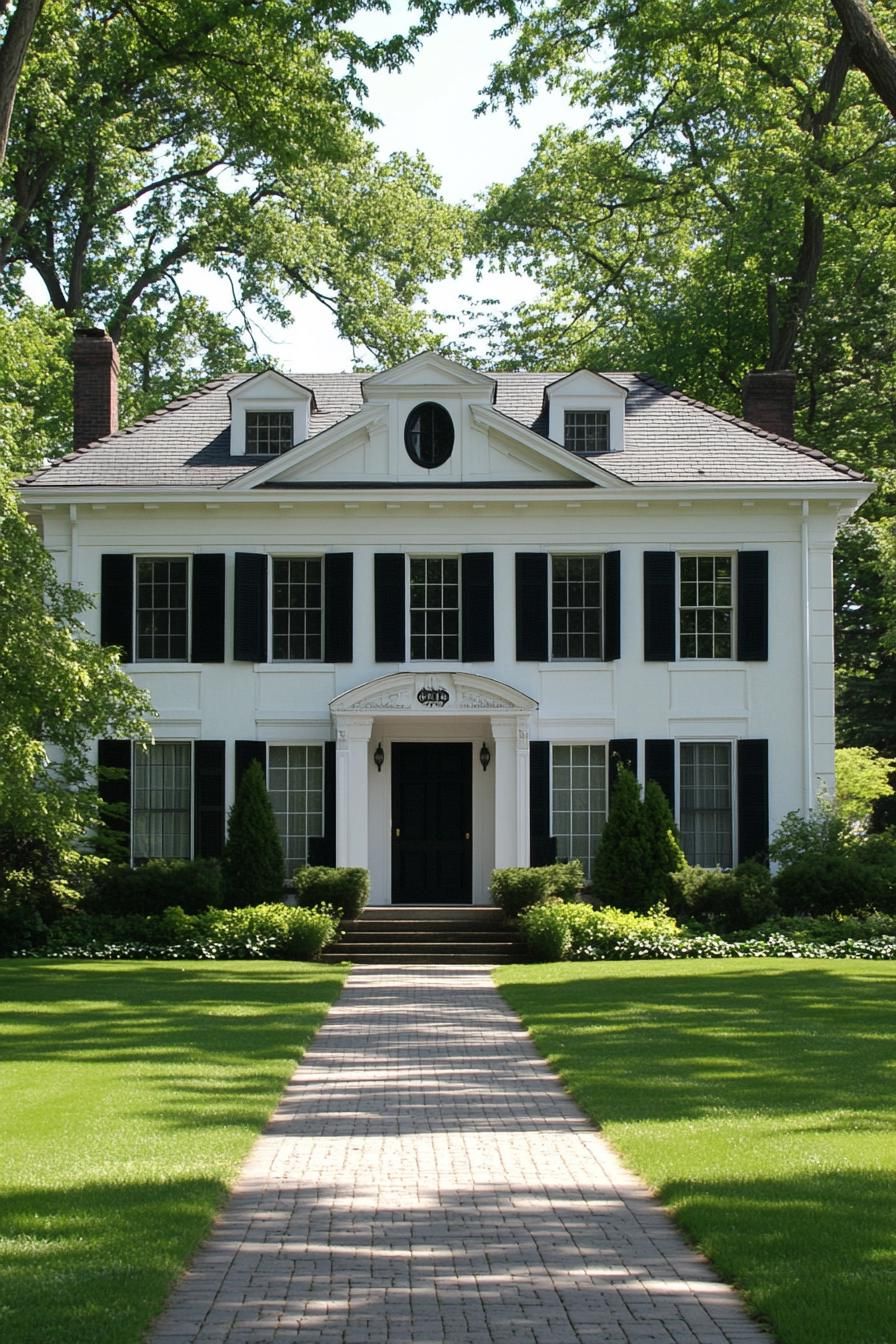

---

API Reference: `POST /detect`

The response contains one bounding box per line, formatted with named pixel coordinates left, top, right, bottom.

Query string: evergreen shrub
left=86, top=857, right=221, bottom=916
left=222, top=760, right=285, bottom=905
left=670, top=860, right=778, bottom=932
left=293, top=867, right=369, bottom=919
left=490, top=861, right=584, bottom=918
left=592, top=768, right=684, bottom=911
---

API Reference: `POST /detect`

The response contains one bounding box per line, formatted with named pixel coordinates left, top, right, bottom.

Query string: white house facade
left=20, top=333, right=871, bottom=905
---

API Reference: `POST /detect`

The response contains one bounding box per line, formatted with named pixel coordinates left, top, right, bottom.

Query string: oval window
left=404, top=401, right=454, bottom=468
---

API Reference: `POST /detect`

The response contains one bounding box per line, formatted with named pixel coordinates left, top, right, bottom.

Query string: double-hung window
left=551, top=555, right=603, bottom=659
left=132, top=742, right=192, bottom=860
left=564, top=409, right=609, bottom=455
left=271, top=558, right=323, bottom=661
left=679, top=555, right=733, bottom=659
left=552, top=744, right=608, bottom=879
left=409, top=556, right=460, bottom=660
left=246, top=411, right=294, bottom=455
left=268, top=745, right=324, bottom=869
left=136, top=557, right=189, bottom=661
left=679, top=742, right=733, bottom=867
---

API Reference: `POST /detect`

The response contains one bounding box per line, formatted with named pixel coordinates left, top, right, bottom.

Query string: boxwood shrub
left=85, top=858, right=222, bottom=917
left=293, top=867, right=369, bottom=919
left=490, top=861, right=584, bottom=918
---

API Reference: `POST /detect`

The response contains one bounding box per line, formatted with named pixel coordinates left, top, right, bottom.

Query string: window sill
left=536, top=660, right=610, bottom=670
left=257, top=662, right=335, bottom=672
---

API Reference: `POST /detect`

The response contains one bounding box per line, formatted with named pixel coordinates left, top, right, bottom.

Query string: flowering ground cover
left=494, top=959, right=896, bottom=1344
left=0, top=960, right=347, bottom=1344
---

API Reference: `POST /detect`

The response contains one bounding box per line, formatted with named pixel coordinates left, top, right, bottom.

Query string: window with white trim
left=133, top=742, right=192, bottom=860
left=409, top=556, right=460, bottom=660
left=268, top=745, right=324, bottom=870
left=136, top=557, right=188, bottom=661
left=679, top=741, right=733, bottom=867
left=679, top=555, right=733, bottom=658
left=552, top=743, right=608, bottom=879
left=564, top=409, right=610, bottom=455
left=271, top=558, right=323, bottom=661
left=551, top=555, right=602, bottom=659
left=246, top=410, right=294, bottom=455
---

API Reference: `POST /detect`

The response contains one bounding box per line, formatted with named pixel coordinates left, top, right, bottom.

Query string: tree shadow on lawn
left=499, top=963, right=896, bottom=1127
left=0, top=1176, right=228, bottom=1344
left=660, top=1168, right=896, bottom=1344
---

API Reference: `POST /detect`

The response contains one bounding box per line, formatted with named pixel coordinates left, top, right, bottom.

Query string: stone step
left=324, top=903, right=516, bottom=965
left=320, top=950, right=516, bottom=965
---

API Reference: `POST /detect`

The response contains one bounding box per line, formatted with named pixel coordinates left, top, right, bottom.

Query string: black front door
left=391, top=743, right=472, bottom=904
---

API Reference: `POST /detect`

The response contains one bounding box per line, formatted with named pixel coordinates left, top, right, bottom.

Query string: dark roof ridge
left=631, top=372, right=867, bottom=482
left=22, top=372, right=244, bottom=484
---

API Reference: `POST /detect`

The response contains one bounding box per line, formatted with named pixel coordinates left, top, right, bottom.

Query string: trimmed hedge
left=669, top=860, right=778, bottom=932
left=293, top=866, right=369, bottom=919
left=27, top=902, right=339, bottom=961
left=490, top=861, right=584, bottom=918
left=85, top=858, right=222, bottom=917
left=516, top=899, right=896, bottom=962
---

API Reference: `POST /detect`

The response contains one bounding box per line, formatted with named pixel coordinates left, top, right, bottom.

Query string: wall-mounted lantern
left=373, top=742, right=385, bottom=773
left=479, top=742, right=491, bottom=773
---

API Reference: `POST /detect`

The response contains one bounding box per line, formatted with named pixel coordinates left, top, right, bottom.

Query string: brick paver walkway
left=148, top=965, right=771, bottom=1344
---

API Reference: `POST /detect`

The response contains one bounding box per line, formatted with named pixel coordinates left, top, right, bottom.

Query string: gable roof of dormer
left=226, top=368, right=317, bottom=410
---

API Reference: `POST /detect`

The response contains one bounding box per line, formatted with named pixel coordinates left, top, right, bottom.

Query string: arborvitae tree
left=643, top=780, right=686, bottom=904
left=222, top=760, right=284, bottom=907
left=592, top=766, right=653, bottom=910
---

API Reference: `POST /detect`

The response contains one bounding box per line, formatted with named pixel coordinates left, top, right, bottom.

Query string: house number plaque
left=417, top=686, right=450, bottom=708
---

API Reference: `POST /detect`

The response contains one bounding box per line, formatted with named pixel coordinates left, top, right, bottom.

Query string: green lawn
left=494, top=959, right=896, bottom=1344
left=0, top=960, right=347, bottom=1344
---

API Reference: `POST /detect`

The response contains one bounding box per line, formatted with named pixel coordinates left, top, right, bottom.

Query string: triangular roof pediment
left=228, top=368, right=315, bottom=406
left=546, top=369, right=628, bottom=400
left=362, top=351, right=496, bottom=396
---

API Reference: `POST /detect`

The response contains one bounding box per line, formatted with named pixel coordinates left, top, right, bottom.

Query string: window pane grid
left=564, top=410, right=609, bottom=455
left=552, top=744, right=607, bottom=880
left=246, top=411, right=294, bottom=455
left=680, top=742, right=733, bottom=868
left=268, top=745, right=324, bottom=870
left=136, top=558, right=188, bottom=660
left=551, top=555, right=602, bottom=659
left=680, top=555, right=733, bottom=658
left=133, top=742, right=191, bottom=860
left=409, top=557, right=460, bottom=660
left=271, top=558, right=323, bottom=660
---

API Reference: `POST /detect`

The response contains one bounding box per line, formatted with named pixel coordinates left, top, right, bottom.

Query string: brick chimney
left=741, top=370, right=796, bottom=440
left=72, top=327, right=119, bottom=451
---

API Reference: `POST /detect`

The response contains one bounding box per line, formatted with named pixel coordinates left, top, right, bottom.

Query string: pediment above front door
left=329, top=671, right=538, bottom=716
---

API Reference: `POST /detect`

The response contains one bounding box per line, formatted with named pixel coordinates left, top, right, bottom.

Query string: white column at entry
left=334, top=716, right=373, bottom=868
left=491, top=716, right=530, bottom=868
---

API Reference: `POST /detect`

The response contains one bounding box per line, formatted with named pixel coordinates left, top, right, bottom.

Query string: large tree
left=0, top=0, right=465, bottom=395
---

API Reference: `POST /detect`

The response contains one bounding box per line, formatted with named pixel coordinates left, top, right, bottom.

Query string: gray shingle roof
left=21, top=369, right=865, bottom=489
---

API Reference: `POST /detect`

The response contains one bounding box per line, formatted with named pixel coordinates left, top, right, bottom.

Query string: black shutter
left=529, top=740, right=556, bottom=866
left=324, top=553, right=353, bottom=663
left=737, top=739, right=769, bottom=863
left=645, top=739, right=675, bottom=810
left=515, top=553, right=549, bottom=661
left=194, top=741, right=225, bottom=857
left=608, top=738, right=638, bottom=795
left=374, top=553, right=406, bottom=662
left=737, top=551, right=769, bottom=661
left=233, top=552, right=267, bottom=662
left=644, top=551, right=676, bottom=661
left=462, top=553, right=495, bottom=662
left=191, top=555, right=225, bottom=663
left=308, top=740, right=337, bottom=868
left=603, top=550, right=621, bottom=660
left=235, top=740, right=266, bottom=786
left=97, top=739, right=131, bottom=855
left=100, top=555, right=133, bottom=660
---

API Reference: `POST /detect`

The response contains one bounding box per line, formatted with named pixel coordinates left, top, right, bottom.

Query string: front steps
left=321, top=904, right=518, bottom=965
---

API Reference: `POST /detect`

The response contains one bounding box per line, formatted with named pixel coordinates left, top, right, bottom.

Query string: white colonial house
left=19, top=332, right=870, bottom=905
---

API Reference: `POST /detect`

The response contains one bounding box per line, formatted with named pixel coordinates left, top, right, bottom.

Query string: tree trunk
left=830, top=0, right=896, bottom=119
left=0, top=0, right=45, bottom=165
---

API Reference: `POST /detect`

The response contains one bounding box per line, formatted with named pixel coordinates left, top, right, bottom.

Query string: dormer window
left=564, top=410, right=609, bottom=456
left=247, top=410, right=294, bottom=456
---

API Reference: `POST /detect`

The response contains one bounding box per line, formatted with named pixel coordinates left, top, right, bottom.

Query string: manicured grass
left=494, top=959, right=896, bottom=1344
left=0, top=960, right=347, bottom=1344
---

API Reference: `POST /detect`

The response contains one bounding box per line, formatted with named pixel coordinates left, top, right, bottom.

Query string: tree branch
left=0, top=0, right=45, bottom=165
left=830, top=0, right=896, bottom=120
